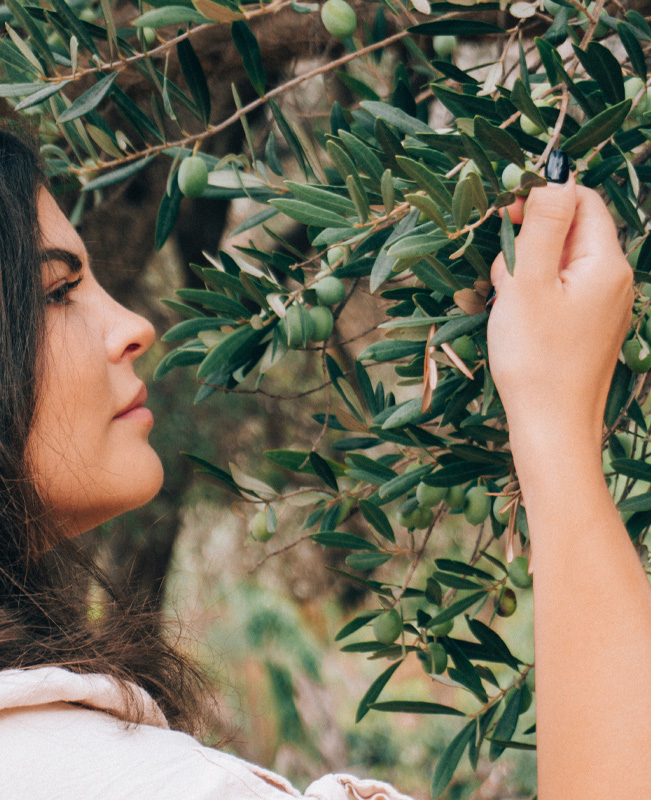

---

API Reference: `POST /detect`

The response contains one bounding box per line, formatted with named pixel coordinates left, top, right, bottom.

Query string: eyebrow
left=39, top=247, right=84, bottom=275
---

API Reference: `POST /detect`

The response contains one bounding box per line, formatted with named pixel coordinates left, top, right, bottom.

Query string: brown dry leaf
left=336, top=409, right=368, bottom=433
left=441, top=342, right=474, bottom=380
left=505, top=494, right=519, bottom=564
left=474, top=280, right=491, bottom=298
left=192, top=0, right=245, bottom=21
left=421, top=324, right=439, bottom=413
left=453, top=288, right=487, bottom=315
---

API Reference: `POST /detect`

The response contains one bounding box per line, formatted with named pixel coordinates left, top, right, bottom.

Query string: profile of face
left=26, top=188, right=164, bottom=536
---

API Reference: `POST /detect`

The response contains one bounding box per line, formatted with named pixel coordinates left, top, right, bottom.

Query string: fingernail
left=486, top=285, right=496, bottom=313
left=545, top=149, right=570, bottom=184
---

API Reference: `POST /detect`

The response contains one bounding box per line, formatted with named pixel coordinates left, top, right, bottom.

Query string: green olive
left=430, top=618, right=454, bottom=637
left=251, top=510, right=274, bottom=542
left=496, top=587, right=517, bottom=617
left=178, top=156, right=208, bottom=198
left=459, top=160, right=480, bottom=181
left=320, top=0, right=357, bottom=39
left=446, top=484, right=466, bottom=511
left=493, top=495, right=511, bottom=525
left=578, top=1, right=609, bottom=37
left=373, top=608, right=402, bottom=644
left=417, top=649, right=433, bottom=674
left=327, top=245, right=345, bottom=266
left=463, top=487, right=490, bottom=524
left=308, top=306, right=334, bottom=342
left=314, top=276, right=346, bottom=306
left=502, top=163, right=524, bottom=191
left=428, top=641, right=448, bottom=674
left=416, top=481, right=448, bottom=507
left=463, top=486, right=491, bottom=525
left=280, top=304, right=312, bottom=348
left=508, top=556, right=533, bottom=589
left=450, top=334, right=477, bottom=362
left=520, top=115, right=544, bottom=136
left=525, top=666, right=535, bottom=693
left=142, top=27, right=157, bottom=47
left=433, top=35, right=457, bottom=58
left=623, top=339, right=651, bottom=373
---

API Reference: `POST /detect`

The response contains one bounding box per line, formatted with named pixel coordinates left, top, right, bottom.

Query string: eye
left=45, top=276, right=83, bottom=306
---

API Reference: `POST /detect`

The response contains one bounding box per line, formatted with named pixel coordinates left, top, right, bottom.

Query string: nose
left=103, top=290, right=156, bottom=364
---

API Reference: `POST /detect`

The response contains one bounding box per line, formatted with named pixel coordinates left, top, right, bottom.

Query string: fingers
left=498, top=196, right=525, bottom=224
left=564, top=186, right=623, bottom=265
left=512, top=173, right=577, bottom=286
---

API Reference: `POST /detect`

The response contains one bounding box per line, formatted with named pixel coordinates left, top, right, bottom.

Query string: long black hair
left=0, top=123, right=214, bottom=737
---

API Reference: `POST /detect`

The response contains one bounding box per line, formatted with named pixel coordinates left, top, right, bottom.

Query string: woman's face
left=27, top=188, right=164, bottom=536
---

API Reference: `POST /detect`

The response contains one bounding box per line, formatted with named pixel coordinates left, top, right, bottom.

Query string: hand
left=487, top=174, right=634, bottom=441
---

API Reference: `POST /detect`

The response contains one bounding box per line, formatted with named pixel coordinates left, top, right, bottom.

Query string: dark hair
left=0, top=123, right=214, bottom=738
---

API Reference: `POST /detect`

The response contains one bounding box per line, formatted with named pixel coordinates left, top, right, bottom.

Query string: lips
left=114, top=384, right=148, bottom=419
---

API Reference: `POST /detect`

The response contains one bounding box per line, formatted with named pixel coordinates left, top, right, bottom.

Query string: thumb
left=513, top=173, right=577, bottom=286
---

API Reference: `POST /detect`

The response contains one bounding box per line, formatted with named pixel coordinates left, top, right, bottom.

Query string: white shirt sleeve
left=0, top=696, right=414, bottom=800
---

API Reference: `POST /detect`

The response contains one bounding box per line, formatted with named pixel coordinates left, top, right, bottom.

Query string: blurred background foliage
left=2, top=0, right=651, bottom=797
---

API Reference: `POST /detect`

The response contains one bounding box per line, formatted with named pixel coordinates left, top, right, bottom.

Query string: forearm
left=511, top=425, right=651, bottom=800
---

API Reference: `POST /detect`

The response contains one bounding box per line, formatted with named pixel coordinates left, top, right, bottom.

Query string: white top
left=0, top=666, right=413, bottom=800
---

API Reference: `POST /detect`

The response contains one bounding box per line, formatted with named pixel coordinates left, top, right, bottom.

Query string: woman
left=0, top=125, right=646, bottom=800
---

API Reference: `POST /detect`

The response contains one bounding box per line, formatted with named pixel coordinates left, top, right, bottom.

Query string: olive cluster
left=279, top=276, right=345, bottom=348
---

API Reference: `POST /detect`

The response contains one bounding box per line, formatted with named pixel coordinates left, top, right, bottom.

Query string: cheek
left=28, top=323, right=108, bottom=493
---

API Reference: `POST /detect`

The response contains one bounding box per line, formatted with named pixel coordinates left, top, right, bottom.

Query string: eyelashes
left=45, top=276, right=83, bottom=306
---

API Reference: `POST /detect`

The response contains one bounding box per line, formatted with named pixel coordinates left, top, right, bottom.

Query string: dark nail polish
left=486, top=286, right=496, bottom=313
left=545, top=149, right=570, bottom=184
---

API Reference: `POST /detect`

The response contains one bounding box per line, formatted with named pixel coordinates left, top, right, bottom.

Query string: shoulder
left=0, top=668, right=413, bottom=800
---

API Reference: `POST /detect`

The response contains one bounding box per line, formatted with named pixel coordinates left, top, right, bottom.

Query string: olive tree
left=3, top=0, right=651, bottom=795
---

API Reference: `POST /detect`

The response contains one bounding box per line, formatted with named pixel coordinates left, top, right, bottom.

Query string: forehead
left=37, top=187, right=86, bottom=259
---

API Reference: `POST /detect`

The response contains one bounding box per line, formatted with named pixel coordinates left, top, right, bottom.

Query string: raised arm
left=487, top=172, right=651, bottom=799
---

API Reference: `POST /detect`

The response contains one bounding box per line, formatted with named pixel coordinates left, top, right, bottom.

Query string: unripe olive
left=320, top=0, right=357, bottom=39
left=430, top=618, right=453, bottom=637
left=251, top=510, right=274, bottom=542
left=459, top=160, right=480, bottom=181
left=399, top=501, right=433, bottom=529
left=327, top=245, right=345, bottom=266
left=281, top=304, right=312, bottom=348
left=502, top=163, right=524, bottom=191
left=496, top=587, right=517, bottom=617
left=531, top=82, right=552, bottom=101
left=308, top=306, right=334, bottom=342
left=504, top=682, right=532, bottom=714
left=623, top=339, right=651, bottom=373
left=450, top=334, right=477, bottom=362
left=578, top=1, right=609, bottom=37
left=142, top=26, right=157, bottom=47
left=525, top=666, right=535, bottom=693
left=493, top=495, right=511, bottom=525
left=433, top=35, right=457, bottom=58
left=417, top=648, right=433, bottom=674
left=416, top=481, right=448, bottom=507
left=78, top=8, right=96, bottom=21
left=373, top=608, right=402, bottom=644
left=428, top=641, right=448, bottom=674
left=178, top=156, right=208, bottom=198
left=314, top=276, right=346, bottom=306
left=446, top=484, right=466, bottom=511
left=463, top=486, right=491, bottom=525
left=508, top=556, right=533, bottom=589
left=520, top=115, right=544, bottom=136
